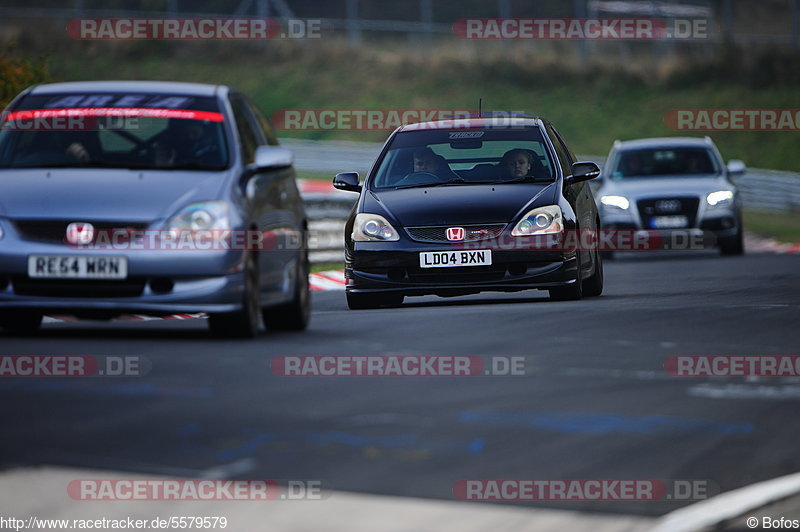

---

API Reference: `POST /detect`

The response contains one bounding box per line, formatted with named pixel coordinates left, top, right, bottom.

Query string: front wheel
left=208, top=254, right=260, bottom=338
left=262, top=256, right=311, bottom=331
left=549, top=252, right=583, bottom=301
left=0, top=311, right=43, bottom=334
left=719, top=229, right=744, bottom=256
left=582, top=247, right=604, bottom=297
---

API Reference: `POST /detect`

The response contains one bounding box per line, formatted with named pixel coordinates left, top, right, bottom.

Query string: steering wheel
left=395, top=171, right=446, bottom=187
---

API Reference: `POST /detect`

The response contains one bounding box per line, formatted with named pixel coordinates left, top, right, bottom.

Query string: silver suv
left=597, top=137, right=745, bottom=256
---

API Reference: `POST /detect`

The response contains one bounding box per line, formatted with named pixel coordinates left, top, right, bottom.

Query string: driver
left=153, top=119, right=218, bottom=166
left=413, top=147, right=442, bottom=174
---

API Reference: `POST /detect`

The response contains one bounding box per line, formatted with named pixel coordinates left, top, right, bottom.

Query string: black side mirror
left=568, top=162, right=601, bottom=184
left=333, top=172, right=361, bottom=192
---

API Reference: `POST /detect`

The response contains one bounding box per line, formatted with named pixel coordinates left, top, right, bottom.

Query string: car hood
left=363, top=183, right=556, bottom=226
left=599, top=175, right=733, bottom=199
left=0, top=168, right=228, bottom=221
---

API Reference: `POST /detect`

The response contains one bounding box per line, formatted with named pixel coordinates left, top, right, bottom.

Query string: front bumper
left=346, top=242, right=578, bottom=297
left=0, top=242, right=248, bottom=315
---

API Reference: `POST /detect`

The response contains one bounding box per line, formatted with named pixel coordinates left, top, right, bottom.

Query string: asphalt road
left=1, top=250, right=798, bottom=518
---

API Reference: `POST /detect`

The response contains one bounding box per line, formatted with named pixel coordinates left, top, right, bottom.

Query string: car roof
left=29, top=81, right=224, bottom=97
left=398, top=115, right=546, bottom=132
left=614, top=137, right=714, bottom=150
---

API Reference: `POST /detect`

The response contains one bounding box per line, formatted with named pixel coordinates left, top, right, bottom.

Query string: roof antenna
left=479, top=98, right=483, bottom=118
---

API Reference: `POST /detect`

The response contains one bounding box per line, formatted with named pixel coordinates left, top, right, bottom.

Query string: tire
left=262, top=255, right=311, bottom=331
left=0, top=310, right=43, bottom=334
left=582, top=247, right=604, bottom=297
left=346, top=292, right=404, bottom=310
left=208, top=254, right=260, bottom=338
left=549, top=251, right=583, bottom=301
left=719, top=228, right=744, bottom=256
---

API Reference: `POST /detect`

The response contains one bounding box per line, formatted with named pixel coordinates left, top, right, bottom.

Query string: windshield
left=0, top=92, right=229, bottom=170
left=371, top=128, right=555, bottom=189
left=608, top=147, right=721, bottom=180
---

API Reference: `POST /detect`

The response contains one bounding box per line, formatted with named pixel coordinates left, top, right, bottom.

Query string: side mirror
left=727, top=159, right=746, bottom=176
left=333, top=172, right=361, bottom=192
left=568, top=161, right=601, bottom=184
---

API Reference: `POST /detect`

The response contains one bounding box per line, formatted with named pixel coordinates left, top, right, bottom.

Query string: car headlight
left=600, top=195, right=630, bottom=211
left=0, top=223, right=4, bottom=240
left=353, top=213, right=399, bottom=241
left=512, top=205, right=563, bottom=236
left=707, top=190, right=734, bottom=207
left=165, top=201, right=230, bottom=232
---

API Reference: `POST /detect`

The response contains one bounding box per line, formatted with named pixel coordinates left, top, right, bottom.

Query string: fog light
left=150, top=277, right=174, bottom=294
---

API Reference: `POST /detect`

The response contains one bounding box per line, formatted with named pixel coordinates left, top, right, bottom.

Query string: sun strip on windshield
left=3, top=107, right=225, bottom=122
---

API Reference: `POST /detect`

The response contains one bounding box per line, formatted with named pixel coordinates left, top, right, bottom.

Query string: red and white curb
left=745, top=232, right=800, bottom=254
left=309, top=269, right=346, bottom=291
left=43, top=313, right=205, bottom=324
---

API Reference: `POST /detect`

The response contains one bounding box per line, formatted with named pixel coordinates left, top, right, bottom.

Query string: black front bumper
left=346, top=245, right=578, bottom=297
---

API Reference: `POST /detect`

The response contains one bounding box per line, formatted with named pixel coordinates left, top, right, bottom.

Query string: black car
left=333, top=114, right=603, bottom=309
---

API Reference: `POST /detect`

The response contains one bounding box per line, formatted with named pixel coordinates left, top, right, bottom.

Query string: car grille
left=11, top=277, right=147, bottom=298
left=405, top=224, right=506, bottom=243
left=13, top=220, right=150, bottom=244
left=636, top=197, right=700, bottom=228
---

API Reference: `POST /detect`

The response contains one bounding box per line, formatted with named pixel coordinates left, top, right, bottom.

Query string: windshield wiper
left=394, top=178, right=465, bottom=190
left=14, top=161, right=156, bottom=170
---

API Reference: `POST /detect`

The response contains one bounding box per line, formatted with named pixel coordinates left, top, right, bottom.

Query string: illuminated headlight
left=600, top=195, right=630, bottom=211
left=707, top=190, right=734, bottom=207
left=0, top=223, right=4, bottom=240
left=512, top=205, right=563, bottom=236
left=353, top=213, right=399, bottom=241
left=165, top=201, right=230, bottom=233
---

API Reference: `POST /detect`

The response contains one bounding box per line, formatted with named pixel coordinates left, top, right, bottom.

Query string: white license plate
left=651, top=216, right=689, bottom=229
left=419, top=250, right=492, bottom=268
left=28, top=255, right=128, bottom=279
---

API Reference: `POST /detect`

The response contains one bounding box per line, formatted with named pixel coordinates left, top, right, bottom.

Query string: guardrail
left=291, top=139, right=800, bottom=262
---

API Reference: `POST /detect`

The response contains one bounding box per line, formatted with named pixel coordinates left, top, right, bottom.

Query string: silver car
left=0, top=81, right=310, bottom=337
left=597, top=137, right=745, bottom=256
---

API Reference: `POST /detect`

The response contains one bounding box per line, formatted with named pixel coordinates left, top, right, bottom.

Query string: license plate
left=651, top=216, right=689, bottom=229
left=419, top=250, right=492, bottom=268
left=28, top=255, right=128, bottom=279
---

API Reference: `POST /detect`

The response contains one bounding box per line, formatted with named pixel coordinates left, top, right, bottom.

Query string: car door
left=229, top=94, right=284, bottom=299
left=547, top=125, right=595, bottom=269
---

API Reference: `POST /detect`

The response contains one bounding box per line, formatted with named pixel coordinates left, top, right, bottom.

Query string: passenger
left=500, top=149, right=533, bottom=178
